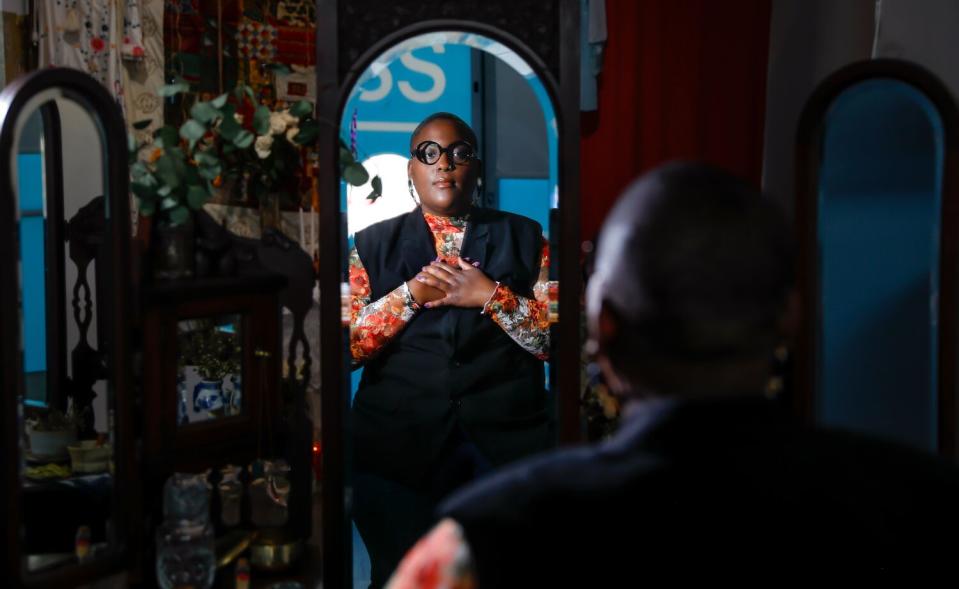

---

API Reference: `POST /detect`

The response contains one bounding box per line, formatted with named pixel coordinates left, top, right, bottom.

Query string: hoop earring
left=473, top=177, right=484, bottom=206
left=408, top=178, right=419, bottom=205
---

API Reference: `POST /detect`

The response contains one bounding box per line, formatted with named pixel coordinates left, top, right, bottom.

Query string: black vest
left=351, top=207, right=550, bottom=489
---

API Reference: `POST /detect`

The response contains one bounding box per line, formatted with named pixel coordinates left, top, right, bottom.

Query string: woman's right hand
left=408, top=275, right=445, bottom=306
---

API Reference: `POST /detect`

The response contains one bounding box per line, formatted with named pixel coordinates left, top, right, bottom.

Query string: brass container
left=249, top=531, right=302, bottom=572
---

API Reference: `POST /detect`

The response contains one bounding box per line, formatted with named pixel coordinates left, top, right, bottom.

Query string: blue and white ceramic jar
left=193, top=380, right=224, bottom=413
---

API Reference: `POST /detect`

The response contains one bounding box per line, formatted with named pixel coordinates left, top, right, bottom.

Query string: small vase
left=224, top=374, right=242, bottom=416
left=193, top=379, right=224, bottom=413
left=248, top=459, right=291, bottom=528
left=156, top=473, right=215, bottom=589
left=218, top=465, right=243, bottom=527
left=153, top=214, right=195, bottom=281
left=259, top=192, right=282, bottom=233
left=176, top=374, right=189, bottom=425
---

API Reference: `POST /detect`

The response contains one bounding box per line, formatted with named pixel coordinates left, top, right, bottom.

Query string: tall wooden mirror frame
left=794, top=58, right=959, bottom=458
left=315, top=1, right=581, bottom=585
left=0, top=68, right=137, bottom=587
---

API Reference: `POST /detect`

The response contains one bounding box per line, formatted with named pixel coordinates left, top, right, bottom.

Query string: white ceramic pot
left=29, top=429, right=77, bottom=459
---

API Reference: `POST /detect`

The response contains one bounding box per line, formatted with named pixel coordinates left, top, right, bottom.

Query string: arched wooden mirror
left=795, top=59, right=959, bottom=458
left=317, top=3, right=580, bottom=587
left=0, top=68, right=136, bottom=586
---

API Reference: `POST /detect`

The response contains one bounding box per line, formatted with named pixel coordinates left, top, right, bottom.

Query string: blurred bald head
left=587, top=162, right=795, bottom=396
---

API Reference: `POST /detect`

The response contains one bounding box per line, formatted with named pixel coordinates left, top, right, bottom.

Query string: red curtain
left=580, top=0, right=772, bottom=241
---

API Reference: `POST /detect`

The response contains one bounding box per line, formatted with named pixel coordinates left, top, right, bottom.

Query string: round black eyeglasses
left=411, top=140, right=476, bottom=166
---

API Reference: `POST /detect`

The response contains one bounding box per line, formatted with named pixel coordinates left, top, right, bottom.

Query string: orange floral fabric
left=350, top=212, right=551, bottom=363
left=483, top=237, right=551, bottom=360
left=349, top=247, right=419, bottom=363
left=385, top=518, right=477, bottom=589
left=423, top=211, right=469, bottom=263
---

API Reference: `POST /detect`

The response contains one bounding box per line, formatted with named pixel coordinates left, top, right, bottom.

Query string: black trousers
left=352, top=427, right=491, bottom=589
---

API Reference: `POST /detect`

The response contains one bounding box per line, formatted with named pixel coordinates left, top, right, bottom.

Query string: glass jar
left=155, top=472, right=216, bottom=589
left=219, top=464, right=243, bottom=527
left=153, top=214, right=195, bottom=281
left=248, top=459, right=291, bottom=528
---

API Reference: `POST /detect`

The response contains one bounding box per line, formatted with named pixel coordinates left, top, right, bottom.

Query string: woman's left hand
left=415, top=258, right=498, bottom=309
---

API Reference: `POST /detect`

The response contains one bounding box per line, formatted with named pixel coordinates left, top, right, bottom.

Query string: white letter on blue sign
left=359, top=67, right=393, bottom=102
left=397, top=51, right=446, bottom=104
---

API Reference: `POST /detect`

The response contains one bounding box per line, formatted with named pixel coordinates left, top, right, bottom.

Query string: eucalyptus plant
left=340, top=140, right=383, bottom=201
left=129, top=79, right=380, bottom=226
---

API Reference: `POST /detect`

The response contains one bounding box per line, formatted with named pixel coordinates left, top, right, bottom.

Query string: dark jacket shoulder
left=354, top=209, right=414, bottom=245
left=440, top=397, right=959, bottom=582
left=472, top=206, right=543, bottom=233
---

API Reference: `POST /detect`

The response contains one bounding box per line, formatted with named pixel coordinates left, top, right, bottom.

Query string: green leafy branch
left=339, top=140, right=382, bottom=202
left=130, top=78, right=382, bottom=224
left=129, top=80, right=319, bottom=224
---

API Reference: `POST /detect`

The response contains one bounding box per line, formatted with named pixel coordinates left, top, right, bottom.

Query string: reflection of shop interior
left=176, top=317, right=244, bottom=425
left=163, top=0, right=316, bottom=115
left=159, top=0, right=323, bottom=260
left=8, top=1, right=959, bottom=588
left=345, top=39, right=556, bottom=239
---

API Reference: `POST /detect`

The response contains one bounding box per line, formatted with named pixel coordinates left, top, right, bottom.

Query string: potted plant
left=129, top=82, right=314, bottom=279
left=129, top=79, right=379, bottom=280
left=178, top=320, right=242, bottom=420
left=26, top=406, right=87, bottom=460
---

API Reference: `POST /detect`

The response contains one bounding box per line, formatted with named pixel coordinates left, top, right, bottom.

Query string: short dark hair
left=592, top=161, right=794, bottom=361
left=409, top=112, right=479, bottom=152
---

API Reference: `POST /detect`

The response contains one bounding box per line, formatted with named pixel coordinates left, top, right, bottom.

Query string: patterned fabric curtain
left=37, top=0, right=146, bottom=111
left=122, top=0, right=163, bottom=141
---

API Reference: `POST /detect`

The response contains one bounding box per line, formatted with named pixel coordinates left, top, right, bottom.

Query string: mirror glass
left=339, top=31, right=559, bottom=587
left=177, top=314, right=244, bottom=425
left=19, top=109, right=49, bottom=408
left=816, top=78, right=944, bottom=452
left=15, top=92, right=118, bottom=573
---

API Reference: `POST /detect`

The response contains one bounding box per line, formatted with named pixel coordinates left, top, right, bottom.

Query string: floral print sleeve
left=349, top=247, right=419, bottom=364
left=483, top=237, right=551, bottom=360
left=386, top=518, right=477, bottom=589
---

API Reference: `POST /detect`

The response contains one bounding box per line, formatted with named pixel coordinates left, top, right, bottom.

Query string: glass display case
left=142, top=274, right=285, bottom=469
left=140, top=273, right=317, bottom=582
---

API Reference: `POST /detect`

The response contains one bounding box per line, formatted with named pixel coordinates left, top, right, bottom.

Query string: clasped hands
left=407, top=257, right=498, bottom=309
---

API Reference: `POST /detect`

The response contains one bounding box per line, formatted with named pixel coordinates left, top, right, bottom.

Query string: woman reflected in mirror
left=347, top=112, right=552, bottom=587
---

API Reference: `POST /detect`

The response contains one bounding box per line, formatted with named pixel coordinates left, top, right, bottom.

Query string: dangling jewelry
left=408, top=178, right=419, bottom=205
left=473, top=176, right=484, bottom=206
left=764, top=343, right=789, bottom=399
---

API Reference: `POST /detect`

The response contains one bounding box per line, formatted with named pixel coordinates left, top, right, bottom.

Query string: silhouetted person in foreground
left=386, top=162, right=959, bottom=587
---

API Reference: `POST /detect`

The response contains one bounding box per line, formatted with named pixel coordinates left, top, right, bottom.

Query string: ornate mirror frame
left=795, top=58, right=959, bottom=458
left=0, top=68, right=137, bottom=586
left=315, top=1, right=581, bottom=585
